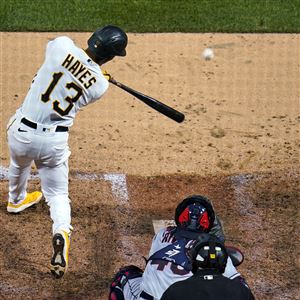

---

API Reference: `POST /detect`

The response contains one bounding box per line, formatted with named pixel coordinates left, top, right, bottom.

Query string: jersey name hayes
left=62, top=54, right=96, bottom=89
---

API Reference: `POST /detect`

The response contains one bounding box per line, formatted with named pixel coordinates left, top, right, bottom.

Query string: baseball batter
left=6, top=25, right=128, bottom=278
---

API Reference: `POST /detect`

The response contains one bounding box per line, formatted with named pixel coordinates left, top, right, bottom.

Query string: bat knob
left=108, top=78, right=117, bottom=84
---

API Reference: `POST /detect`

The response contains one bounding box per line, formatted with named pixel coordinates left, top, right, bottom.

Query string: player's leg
left=109, top=265, right=143, bottom=300
left=8, top=156, right=32, bottom=202
left=6, top=124, right=42, bottom=212
left=38, top=161, right=72, bottom=234
left=37, top=160, right=72, bottom=278
left=35, top=131, right=71, bottom=278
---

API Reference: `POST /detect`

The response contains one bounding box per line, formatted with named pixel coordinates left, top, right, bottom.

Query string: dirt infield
left=0, top=32, right=299, bottom=299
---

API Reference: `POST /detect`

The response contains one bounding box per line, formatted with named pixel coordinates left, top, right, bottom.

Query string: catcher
left=108, top=195, right=251, bottom=300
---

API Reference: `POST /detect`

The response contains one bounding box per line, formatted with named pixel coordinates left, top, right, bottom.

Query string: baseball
left=202, top=47, right=214, bottom=60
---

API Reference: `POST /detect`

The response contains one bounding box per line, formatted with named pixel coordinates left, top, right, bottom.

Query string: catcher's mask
left=189, top=235, right=228, bottom=274
left=88, top=25, right=127, bottom=61
left=175, top=195, right=215, bottom=233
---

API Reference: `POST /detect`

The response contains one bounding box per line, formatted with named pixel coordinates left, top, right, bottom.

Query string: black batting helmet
left=175, top=195, right=215, bottom=233
left=189, top=234, right=228, bottom=274
left=88, top=25, right=128, bottom=60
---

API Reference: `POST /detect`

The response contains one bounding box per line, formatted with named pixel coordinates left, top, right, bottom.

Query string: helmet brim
left=119, top=49, right=126, bottom=57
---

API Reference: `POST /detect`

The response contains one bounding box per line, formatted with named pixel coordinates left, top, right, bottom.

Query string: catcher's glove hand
left=102, top=70, right=112, bottom=81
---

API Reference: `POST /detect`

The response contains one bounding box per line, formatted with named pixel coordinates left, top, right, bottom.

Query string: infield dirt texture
left=0, top=32, right=299, bottom=299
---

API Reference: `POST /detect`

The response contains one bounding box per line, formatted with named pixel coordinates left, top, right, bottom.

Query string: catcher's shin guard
left=109, top=287, right=125, bottom=300
left=108, top=265, right=143, bottom=300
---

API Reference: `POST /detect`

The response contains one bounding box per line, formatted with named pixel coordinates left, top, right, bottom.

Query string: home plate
left=152, top=220, right=176, bottom=234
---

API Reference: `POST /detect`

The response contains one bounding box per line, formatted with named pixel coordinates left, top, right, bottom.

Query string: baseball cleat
left=7, top=191, right=43, bottom=213
left=50, top=231, right=70, bottom=279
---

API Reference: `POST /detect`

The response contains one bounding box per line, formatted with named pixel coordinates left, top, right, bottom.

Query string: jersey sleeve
left=93, top=72, right=109, bottom=100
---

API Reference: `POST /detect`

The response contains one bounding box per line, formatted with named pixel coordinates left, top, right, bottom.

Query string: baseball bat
left=109, top=78, right=185, bottom=123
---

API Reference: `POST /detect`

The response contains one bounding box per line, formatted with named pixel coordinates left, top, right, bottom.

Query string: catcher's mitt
left=226, top=245, right=244, bottom=267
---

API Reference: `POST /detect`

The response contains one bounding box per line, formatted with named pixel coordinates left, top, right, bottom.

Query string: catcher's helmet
left=88, top=25, right=127, bottom=60
left=175, top=195, right=215, bottom=232
left=189, top=234, right=228, bottom=274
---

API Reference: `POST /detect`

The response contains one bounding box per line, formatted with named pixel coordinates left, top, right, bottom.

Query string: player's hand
left=102, top=70, right=112, bottom=81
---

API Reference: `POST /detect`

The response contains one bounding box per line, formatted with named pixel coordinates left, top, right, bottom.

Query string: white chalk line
left=103, top=173, right=129, bottom=203
left=230, top=174, right=263, bottom=246
left=230, top=174, right=275, bottom=297
left=75, top=172, right=129, bottom=202
left=0, top=165, right=129, bottom=202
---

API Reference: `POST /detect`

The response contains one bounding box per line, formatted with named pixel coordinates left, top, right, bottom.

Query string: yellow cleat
left=7, top=191, right=43, bottom=213
left=50, top=230, right=70, bottom=279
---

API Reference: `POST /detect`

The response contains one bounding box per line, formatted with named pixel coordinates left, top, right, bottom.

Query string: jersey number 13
left=41, top=72, right=83, bottom=116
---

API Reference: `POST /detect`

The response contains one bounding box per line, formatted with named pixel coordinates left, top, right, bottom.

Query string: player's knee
left=109, top=287, right=125, bottom=300
left=109, top=265, right=143, bottom=297
left=119, top=265, right=144, bottom=280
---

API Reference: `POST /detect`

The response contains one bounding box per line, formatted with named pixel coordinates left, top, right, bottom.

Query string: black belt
left=140, top=291, right=154, bottom=300
left=21, top=118, right=68, bottom=132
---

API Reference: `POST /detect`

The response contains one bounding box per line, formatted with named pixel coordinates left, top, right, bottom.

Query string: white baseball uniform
left=120, top=226, right=240, bottom=300
left=7, top=36, right=108, bottom=235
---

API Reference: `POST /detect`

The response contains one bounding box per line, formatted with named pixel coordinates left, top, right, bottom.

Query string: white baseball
left=202, top=48, right=214, bottom=60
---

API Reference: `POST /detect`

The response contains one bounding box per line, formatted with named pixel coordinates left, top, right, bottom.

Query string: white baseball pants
left=7, top=114, right=72, bottom=235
